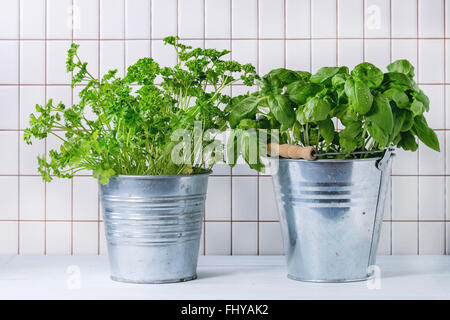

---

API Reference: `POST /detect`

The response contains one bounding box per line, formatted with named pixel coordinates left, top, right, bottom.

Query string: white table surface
left=0, top=255, right=449, bottom=300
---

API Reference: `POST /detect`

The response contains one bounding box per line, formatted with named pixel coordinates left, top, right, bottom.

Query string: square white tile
left=20, top=131, right=45, bottom=175
left=46, top=86, right=72, bottom=107
left=211, top=163, right=231, bottom=175
left=19, top=86, right=45, bottom=129
left=73, top=222, right=98, bottom=254
left=338, top=39, right=363, bottom=70
left=20, top=41, right=45, bottom=84
left=76, top=40, right=99, bottom=81
left=259, top=40, right=284, bottom=76
left=47, top=41, right=72, bottom=84
left=100, top=0, right=125, bottom=39
left=364, top=39, right=390, bottom=71
left=232, top=176, right=257, bottom=220
left=19, top=221, right=45, bottom=254
left=418, top=0, right=444, bottom=38
left=20, top=0, right=45, bottom=39
left=0, top=0, right=19, bottom=39
left=259, top=0, right=284, bottom=38
left=0, top=86, right=18, bottom=130
left=46, top=177, right=71, bottom=221
left=286, top=40, right=310, bottom=71
left=73, top=0, right=99, bottom=39
left=232, top=0, right=257, bottom=38
left=259, top=177, right=278, bottom=221
left=365, top=0, right=391, bottom=38
left=311, top=39, right=336, bottom=72
left=419, top=176, right=445, bottom=220
left=392, top=176, right=418, bottom=221
left=391, top=0, right=417, bottom=38
left=46, top=221, right=71, bottom=255
left=338, top=0, right=363, bottom=38
left=0, top=176, right=18, bottom=220
left=392, top=222, right=418, bottom=255
left=73, top=177, right=98, bottom=221
left=419, top=222, right=445, bottom=254
left=259, top=222, right=283, bottom=255
left=205, top=177, right=231, bottom=220
left=151, top=0, right=177, bottom=38
left=0, top=41, right=18, bottom=84
left=151, top=39, right=177, bottom=68
left=47, top=0, right=73, bottom=39
left=231, top=39, right=257, bottom=70
left=205, top=221, right=231, bottom=255
left=286, top=0, right=310, bottom=38
left=178, top=0, right=204, bottom=38
left=311, top=0, right=336, bottom=38
left=392, top=148, right=418, bottom=175
left=205, top=0, right=230, bottom=38
left=391, top=39, right=417, bottom=80
left=419, top=85, right=445, bottom=130
left=19, top=176, right=45, bottom=220
left=100, top=41, right=125, bottom=78
left=125, top=0, right=150, bottom=39
left=0, top=132, right=18, bottom=175
left=418, top=39, right=444, bottom=83
left=232, top=222, right=257, bottom=255
left=126, top=40, right=150, bottom=68
left=418, top=131, right=444, bottom=174
left=0, top=221, right=18, bottom=254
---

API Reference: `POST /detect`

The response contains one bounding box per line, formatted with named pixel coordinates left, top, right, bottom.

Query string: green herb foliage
left=24, top=36, right=257, bottom=184
left=225, top=60, right=439, bottom=170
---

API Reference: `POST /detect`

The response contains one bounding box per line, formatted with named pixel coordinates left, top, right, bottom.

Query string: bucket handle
left=375, top=147, right=395, bottom=171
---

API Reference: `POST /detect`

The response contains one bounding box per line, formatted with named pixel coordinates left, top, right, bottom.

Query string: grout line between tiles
left=417, top=0, right=420, bottom=255
left=44, top=0, right=48, bottom=256
left=17, top=0, right=21, bottom=255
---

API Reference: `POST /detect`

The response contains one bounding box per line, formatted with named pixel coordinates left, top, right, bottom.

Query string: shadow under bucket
left=272, top=152, right=393, bottom=282
left=100, top=172, right=210, bottom=284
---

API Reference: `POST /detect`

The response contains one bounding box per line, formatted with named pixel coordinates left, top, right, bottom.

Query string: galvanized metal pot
left=272, top=153, right=393, bottom=282
left=100, top=172, right=210, bottom=284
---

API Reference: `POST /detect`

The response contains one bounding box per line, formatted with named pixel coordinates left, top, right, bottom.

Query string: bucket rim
left=112, top=170, right=212, bottom=180
left=276, top=157, right=382, bottom=163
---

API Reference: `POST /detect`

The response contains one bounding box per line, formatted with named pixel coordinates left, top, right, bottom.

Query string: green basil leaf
left=387, top=59, right=415, bottom=78
left=410, top=99, right=424, bottom=116
left=268, top=95, right=295, bottom=127
left=311, top=66, right=348, bottom=84
left=351, top=62, right=384, bottom=89
left=303, top=96, right=331, bottom=122
left=413, top=115, right=440, bottom=152
left=367, top=122, right=389, bottom=148
left=227, top=95, right=259, bottom=128
left=286, top=81, right=322, bottom=105
left=401, top=111, right=414, bottom=132
left=366, top=93, right=394, bottom=134
left=318, top=118, right=335, bottom=145
left=344, top=78, right=373, bottom=115
left=412, top=89, right=430, bottom=112
left=383, top=87, right=410, bottom=109
left=397, top=131, right=418, bottom=151
left=383, top=72, right=414, bottom=89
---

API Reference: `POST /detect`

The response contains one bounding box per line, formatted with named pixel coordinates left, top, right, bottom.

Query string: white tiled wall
left=0, top=0, right=449, bottom=256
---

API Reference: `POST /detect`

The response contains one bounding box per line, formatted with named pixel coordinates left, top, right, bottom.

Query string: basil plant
left=225, top=60, right=439, bottom=171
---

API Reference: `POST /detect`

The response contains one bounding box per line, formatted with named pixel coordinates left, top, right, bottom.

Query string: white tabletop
left=0, top=255, right=449, bottom=300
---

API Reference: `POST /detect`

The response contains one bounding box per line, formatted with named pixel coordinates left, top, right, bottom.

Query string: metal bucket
left=100, top=172, right=210, bottom=284
left=272, top=153, right=393, bottom=282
